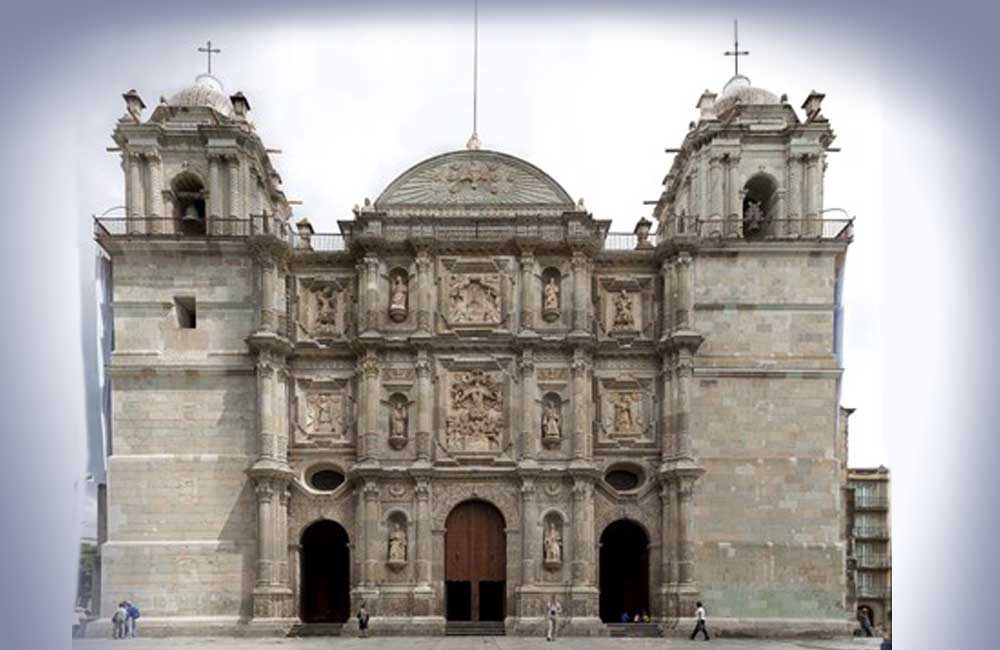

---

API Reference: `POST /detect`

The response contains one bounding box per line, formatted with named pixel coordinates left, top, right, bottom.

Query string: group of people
left=110, top=601, right=140, bottom=639
left=619, top=609, right=652, bottom=623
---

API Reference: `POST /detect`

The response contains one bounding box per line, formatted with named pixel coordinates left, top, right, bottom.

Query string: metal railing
left=603, top=232, right=657, bottom=251
left=856, top=555, right=891, bottom=569
left=853, top=526, right=890, bottom=539
left=856, top=585, right=891, bottom=599
left=94, top=215, right=292, bottom=240
left=854, top=496, right=889, bottom=510
left=657, top=216, right=853, bottom=241
left=291, top=232, right=348, bottom=252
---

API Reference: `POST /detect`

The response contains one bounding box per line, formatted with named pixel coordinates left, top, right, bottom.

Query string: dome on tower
left=168, top=74, right=233, bottom=117
left=714, top=74, right=779, bottom=113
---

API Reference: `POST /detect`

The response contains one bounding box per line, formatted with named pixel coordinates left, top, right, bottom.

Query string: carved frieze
left=537, top=367, right=570, bottom=383
left=448, top=273, right=502, bottom=325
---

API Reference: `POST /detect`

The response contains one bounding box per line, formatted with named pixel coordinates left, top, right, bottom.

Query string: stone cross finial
left=723, top=20, right=749, bottom=76
left=198, top=40, right=221, bottom=75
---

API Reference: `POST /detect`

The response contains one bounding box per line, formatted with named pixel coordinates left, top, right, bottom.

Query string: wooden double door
left=444, top=500, right=506, bottom=621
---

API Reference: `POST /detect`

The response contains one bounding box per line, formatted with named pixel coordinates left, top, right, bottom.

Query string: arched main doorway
left=445, top=500, right=506, bottom=622
left=599, top=519, right=650, bottom=623
left=300, top=520, right=350, bottom=623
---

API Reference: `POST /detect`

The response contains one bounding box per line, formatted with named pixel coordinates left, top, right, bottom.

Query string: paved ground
left=73, top=638, right=883, bottom=650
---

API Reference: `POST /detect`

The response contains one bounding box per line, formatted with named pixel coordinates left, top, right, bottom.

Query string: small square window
left=175, top=296, right=196, bottom=329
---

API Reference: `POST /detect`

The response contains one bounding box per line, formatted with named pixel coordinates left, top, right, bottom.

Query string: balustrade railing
left=854, top=496, right=889, bottom=510
left=656, top=216, right=853, bottom=241
left=853, top=526, right=890, bottom=539
left=856, top=585, right=891, bottom=599
left=856, top=554, right=891, bottom=569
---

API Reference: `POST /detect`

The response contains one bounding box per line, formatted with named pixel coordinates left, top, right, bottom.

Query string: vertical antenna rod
left=467, top=0, right=481, bottom=149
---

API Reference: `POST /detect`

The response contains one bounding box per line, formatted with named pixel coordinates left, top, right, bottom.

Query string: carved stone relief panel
left=438, top=258, right=511, bottom=331
left=444, top=369, right=504, bottom=453
left=596, top=276, right=654, bottom=338
left=293, top=377, right=353, bottom=448
left=596, top=376, right=654, bottom=444
left=297, top=277, right=352, bottom=339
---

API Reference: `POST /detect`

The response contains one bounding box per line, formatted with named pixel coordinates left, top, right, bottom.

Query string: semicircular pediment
left=375, top=149, right=575, bottom=209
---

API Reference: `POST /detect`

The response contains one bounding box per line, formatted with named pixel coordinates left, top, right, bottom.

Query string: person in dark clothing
left=690, top=601, right=710, bottom=640
left=357, top=602, right=370, bottom=638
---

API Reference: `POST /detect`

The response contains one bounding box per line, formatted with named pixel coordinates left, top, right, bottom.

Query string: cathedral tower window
left=174, top=296, right=196, bottom=329
left=171, top=172, right=207, bottom=235
left=741, top=173, right=778, bottom=238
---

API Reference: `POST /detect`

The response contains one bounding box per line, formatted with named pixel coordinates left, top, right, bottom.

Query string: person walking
left=859, top=608, right=874, bottom=637
left=357, top=602, right=370, bottom=638
left=544, top=596, right=562, bottom=641
left=690, top=601, right=710, bottom=640
left=125, top=601, right=140, bottom=638
left=111, top=602, right=128, bottom=640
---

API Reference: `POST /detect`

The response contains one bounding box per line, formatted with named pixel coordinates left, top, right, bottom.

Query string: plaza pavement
left=73, top=637, right=884, bottom=650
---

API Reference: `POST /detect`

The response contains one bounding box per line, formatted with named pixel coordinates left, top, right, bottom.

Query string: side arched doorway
left=445, top=500, right=506, bottom=622
left=599, top=519, right=650, bottom=623
left=300, top=520, right=350, bottom=623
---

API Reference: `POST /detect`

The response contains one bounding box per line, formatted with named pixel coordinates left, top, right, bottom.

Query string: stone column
left=415, top=250, right=433, bottom=335
left=414, top=349, right=432, bottom=461
left=356, top=350, right=381, bottom=461
left=414, top=479, right=432, bottom=586
left=255, top=480, right=276, bottom=588
left=288, top=543, right=302, bottom=614
left=256, top=354, right=278, bottom=460
left=725, top=154, right=741, bottom=237
left=520, top=479, right=538, bottom=585
left=208, top=154, right=223, bottom=233
left=519, top=251, right=536, bottom=332
left=708, top=156, right=722, bottom=231
left=570, top=252, right=591, bottom=335
left=520, top=349, right=538, bottom=461
left=660, top=355, right=674, bottom=462
left=362, top=255, right=380, bottom=333
left=659, top=482, right=675, bottom=593
left=126, top=152, right=145, bottom=233
left=690, top=165, right=701, bottom=219
left=228, top=156, right=242, bottom=230
left=676, top=477, right=696, bottom=584
left=361, top=480, right=381, bottom=586
left=674, top=253, right=692, bottom=330
left=786, top=154, right=803, bottom=237
left=675, top=353, right=694, bottom=460
left=147, top=152, right=164, bottom=232
left=570, top=479, right=595, bottom=586
left=659, top=260, right=673, bottom=337
left=571, top=349, right=592, bottom=461
left=274, top=485, right=291, bottom=587
left=805, top=153, right=822, bottom=237
left=256, top=254, right=277, bottom=333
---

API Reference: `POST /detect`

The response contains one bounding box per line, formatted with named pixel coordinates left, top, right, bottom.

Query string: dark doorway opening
left=301, top=520, right=350, bottom=623
left=444, top=500, right=506, bottom=622
left=599, top=519, right=650, bottom=623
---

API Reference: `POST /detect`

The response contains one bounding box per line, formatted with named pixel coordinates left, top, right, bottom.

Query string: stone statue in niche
left=744, top=198, right=765, bottom=234
left=542, top=398, right=562, bottom=445
left=311, top=286, right=338, bottom=336
left=543, top=521, right=562, bottom=567
left=388, top=274, right=408, bottom=323
left=445, top=370, right=502, bottom=452
left=387, top=396, right=412, bottom=450
left=612, top=392, right=638, bottom=434
left=612, top=289, right=636, bottom=330
left=542, top=276, right=560, bottom=321
left=449, top=274, right=501, bottom=324
left=305, top=392, right=344, bottom=439
left=388, top=522, right=407, bottom=563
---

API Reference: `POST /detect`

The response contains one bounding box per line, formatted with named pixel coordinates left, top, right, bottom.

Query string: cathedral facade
left=95, top=70, right=853, bottom=636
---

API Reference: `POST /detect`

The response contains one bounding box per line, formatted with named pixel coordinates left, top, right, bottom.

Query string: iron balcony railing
left=854, top=496, right=889, bottom=510
left=856, top=555, right=891, bottom=569
left=853, top=526, right=890, bottom=540
left=94, top=215, right=291, bottom=239
left=656, top=216, right=854, bottom=241
left=856, top=585, right=891, bottom=599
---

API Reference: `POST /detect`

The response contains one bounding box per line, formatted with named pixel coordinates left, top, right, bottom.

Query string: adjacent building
left=846, top=466, right=892, bottom=630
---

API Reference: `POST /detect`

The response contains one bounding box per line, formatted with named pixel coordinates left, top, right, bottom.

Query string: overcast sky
left=74, top=7, right=886, bottom=471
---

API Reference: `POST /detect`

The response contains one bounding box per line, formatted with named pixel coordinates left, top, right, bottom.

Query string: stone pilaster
left=520, top=479, right=537, bottom=585
left=674, top=351, right=694, bottom=460
left=356, top=350, right=381, bottom=461
left=146, top=151, right=164, bottom=228
left=659, top=259, right=674, bottom=339
left=569, top=477, right=600, bottom=622
left=208, top=154, right=223, bottom=232
left=676, top=477, right=696, bottom=584
left=570, top=251, right=592, bottom=335
left=660, top=355, right=674, bottom=462
left=414, top=349, right=432, bottom=461
left=805, top=153, right=822, bottom=236
left=228, top=156, right=241, bottom=225
left=786, top=154, right=803, bottom=237
left=674, top=253, right=693, bottom=331
left=415, top=249, right=433, bottom=335
left=519, top=250, right=536, bottom=332
left=362, top=255, right=380, bottom=334
left=126, top=152, right=145, bottom=233
left=361, top=480, right=381, bottom=586
left=725, top=154, right=741, bottom=237
left=251, top=477, right=293, bottom=620
left=708, top=156, right=722, bottom=222
left=571, top=349, right=592, bottom=461
left=520, top=349, right=539, bottom=461
left=414, top=479, right=432, bottom=586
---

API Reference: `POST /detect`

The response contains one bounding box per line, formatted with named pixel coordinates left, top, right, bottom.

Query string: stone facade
left=93, top=71, right=855, bottom=637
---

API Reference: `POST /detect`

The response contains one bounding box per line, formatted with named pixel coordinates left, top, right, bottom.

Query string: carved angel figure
left=313, top=286, right=337, bottom=334
left=390, top=275, right=408, bottom=311
left=612, top=289, right=635, bottom=329
left=543, top=276, right=560, bottom=312
left=542, top=400, right=561, bottom=440
left=543, top=522, right=562, bottom=563
left=612, top=393, right=636, bottom=434
left=305, top=392, right=342, bottom=437
left=388, top=522, right=407, bottom=562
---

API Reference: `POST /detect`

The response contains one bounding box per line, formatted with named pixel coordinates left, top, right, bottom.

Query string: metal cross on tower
left=723, top=20, right=749, bottom=76
left=198, top=40, right=221, bottom=75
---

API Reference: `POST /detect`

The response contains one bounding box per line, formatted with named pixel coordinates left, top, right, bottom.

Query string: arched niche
left=387, top=268, right=410, bottom=323
left=741, top=173, right=779, bottom=238
left=387, top=392, right=410, bottom=450
left=540, top=510, right=565, bottom=570
left=540, top=391, right=563, bottom=448
left=385, top=509, right=409, bottom=570
left=170, top=171, right=207, bottom=235
left=540, top=267, right=562, bottom=322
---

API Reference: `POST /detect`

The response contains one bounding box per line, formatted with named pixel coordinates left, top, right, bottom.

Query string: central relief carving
left=304, top=392, right=346, bottom=442
left=449, top=274, right=502, bottom=324
left=446, top=370, right=503, bottom=452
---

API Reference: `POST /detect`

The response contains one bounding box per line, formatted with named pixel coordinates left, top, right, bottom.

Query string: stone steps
left=607, top=622, right=663, bottom=637
left=445, top=621, right=506, bottom=636
left=287, top=623, right=343, bottom=637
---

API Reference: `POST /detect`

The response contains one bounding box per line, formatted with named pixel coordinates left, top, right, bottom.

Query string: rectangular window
left=174, top=296, right=196, bottom=329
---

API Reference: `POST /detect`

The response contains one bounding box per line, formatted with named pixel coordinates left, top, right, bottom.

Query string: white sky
left=75, top=10, right=886, bottom=467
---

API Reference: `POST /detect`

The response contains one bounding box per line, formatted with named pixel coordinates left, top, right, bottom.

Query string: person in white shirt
left=690, top=601, right=710, bottom=640
left=544, top=596, right=562, bottom=641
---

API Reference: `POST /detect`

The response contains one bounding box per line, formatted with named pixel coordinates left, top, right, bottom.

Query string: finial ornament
left=198, top=40, right=221, bottom=75
left=723, top=20, right=749, bottom=77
